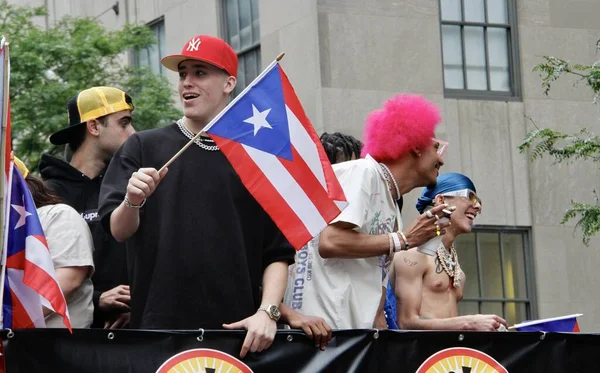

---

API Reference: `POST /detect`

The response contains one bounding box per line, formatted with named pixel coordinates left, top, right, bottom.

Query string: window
left=439, top=0, right=521, bottom=99
left=455, top=227, right=535, bottom=326
left=222, top=0, right=261, bottom=96
left=135, top=19, right=166, bottom=76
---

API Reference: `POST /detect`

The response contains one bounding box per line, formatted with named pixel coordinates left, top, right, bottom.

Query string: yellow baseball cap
left=49, top=86, right=134, bottom=145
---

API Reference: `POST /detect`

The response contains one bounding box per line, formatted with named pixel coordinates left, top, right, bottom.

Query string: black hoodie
left=39, top=153, right=128, bottom=328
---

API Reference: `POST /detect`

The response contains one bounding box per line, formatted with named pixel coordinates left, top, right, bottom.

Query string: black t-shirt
left=99, top=123, right=295, bottom=329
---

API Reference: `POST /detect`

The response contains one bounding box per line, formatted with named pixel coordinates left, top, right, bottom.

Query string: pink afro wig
left=361, top=94, right=441, bottom=162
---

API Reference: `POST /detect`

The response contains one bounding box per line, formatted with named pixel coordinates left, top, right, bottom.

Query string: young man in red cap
left=99, top=35, right=295, bottom=358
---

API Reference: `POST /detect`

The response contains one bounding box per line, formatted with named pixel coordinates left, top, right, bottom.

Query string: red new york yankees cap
left=161, top=35, right=238, bottom=78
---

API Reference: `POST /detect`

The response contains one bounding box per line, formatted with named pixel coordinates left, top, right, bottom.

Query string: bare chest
left=423, top=257, right=465, bottom=298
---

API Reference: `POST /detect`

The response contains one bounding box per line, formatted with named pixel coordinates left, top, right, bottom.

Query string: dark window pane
left=441, top=25, right=464, bottom=89
left=157, top=22, right=166, bottom=75
left=503, top=233, right=527, bottom=298
left=464, top=26, right=487, bottom=90
left=458, top=300, right=479, bottom=316
left=244, top=49, right=259, bottom=89
left=504, top=302, right=527, bottom=326
left=256, top=47, right=262, bottom=71
left=135, top=21, right=166, bottom=76
left=148, top=43, right=159, bottom=75
left=440, top=0, right=462, bottom=21
left=478, top=233, right=503, bottom=298
left=238, top=0, right=253, bottom=50
left=251, top=0, right=260, bottom=45
left=235, top=53, right=247, bottom=96
left=226, top=0, right=240, bottom=51
left=456, top=233, right=480, bottom=298
left=137, top=48, right=149, bottom=68
left=464, top=0, right=485, bottom=22
left=487, top=0, right=508, bottom=23
left=456, top=229, right=532, bottom=326
left=481, top=301, right=503, bottom=318
left=488, top=27, right=510, bottom=91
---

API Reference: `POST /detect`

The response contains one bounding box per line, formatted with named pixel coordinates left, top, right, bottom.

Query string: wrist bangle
left=390, top=232, right=402, bottom=252
left=398, top=231, right=410, bottom=250
left=124, top=196, right=146, bottom=209
left=387, top=233, right=394, bottom=257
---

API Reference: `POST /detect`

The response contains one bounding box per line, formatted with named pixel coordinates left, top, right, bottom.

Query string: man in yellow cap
left=39, top=87, right=135, bottom=329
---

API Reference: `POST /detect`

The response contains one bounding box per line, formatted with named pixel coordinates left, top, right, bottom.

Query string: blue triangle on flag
left=207, top=65, right=293, bottom=160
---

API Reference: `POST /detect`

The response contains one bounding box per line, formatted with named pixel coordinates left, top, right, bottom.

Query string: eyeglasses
left=432, top=138, right=449, bottom=157
left=441, top=189, right=482, bottom=209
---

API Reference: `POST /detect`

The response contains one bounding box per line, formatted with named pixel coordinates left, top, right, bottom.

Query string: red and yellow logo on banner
left=417, top=347, right=508, bottom=373
left=156, top=349, right=253, bottom=373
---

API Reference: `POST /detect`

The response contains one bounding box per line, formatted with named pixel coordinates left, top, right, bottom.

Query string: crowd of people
left=23, top=34, right=508, bottom=358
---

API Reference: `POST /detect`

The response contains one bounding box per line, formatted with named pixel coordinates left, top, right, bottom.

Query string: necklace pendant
left=453, top=276, right=461, bottom=288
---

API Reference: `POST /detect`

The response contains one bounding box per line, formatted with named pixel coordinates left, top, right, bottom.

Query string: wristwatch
left=258, top=304, right=281, bottom=322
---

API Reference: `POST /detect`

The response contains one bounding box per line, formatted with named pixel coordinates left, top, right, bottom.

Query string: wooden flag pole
left=0, top=36, right=10, bottom=326
left=158, top=52, right=286, bottom=174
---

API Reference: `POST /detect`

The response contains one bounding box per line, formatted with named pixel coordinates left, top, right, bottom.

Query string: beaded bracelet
left=387, top=233, right=395, bottom=257
left=398, top=231, right=410, bottom=250
left=390, top=232, right=403, bottom=252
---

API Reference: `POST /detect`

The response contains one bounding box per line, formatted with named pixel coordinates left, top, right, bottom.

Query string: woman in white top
left=15, top=157, right=95, bottom=328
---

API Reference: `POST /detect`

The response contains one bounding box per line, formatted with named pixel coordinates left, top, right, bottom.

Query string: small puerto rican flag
left=512, top=313, right=582, bottom=332
left=206, top=61, right=347, bottom=250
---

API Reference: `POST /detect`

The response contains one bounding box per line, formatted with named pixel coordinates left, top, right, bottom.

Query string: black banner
left=2, top=329, right=599, bottom=372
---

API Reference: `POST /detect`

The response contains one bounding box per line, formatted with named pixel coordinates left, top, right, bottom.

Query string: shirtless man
left=392, top=173, right=508, bottom=331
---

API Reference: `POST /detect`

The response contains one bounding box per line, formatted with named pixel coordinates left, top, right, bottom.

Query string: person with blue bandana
left=385, top=173, right=508, bottom=331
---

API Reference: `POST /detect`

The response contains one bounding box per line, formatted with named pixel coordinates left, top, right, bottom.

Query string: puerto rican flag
left=206, top=62, right=347, bottom=249
left=2, top=165, right=71, bottom=331
left=513, top=314, right=582, bottom=333
left=0, top=40, right=71, bottom=331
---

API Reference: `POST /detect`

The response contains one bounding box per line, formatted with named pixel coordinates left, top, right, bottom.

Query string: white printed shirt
left=284, top=155, right=401, bottom=329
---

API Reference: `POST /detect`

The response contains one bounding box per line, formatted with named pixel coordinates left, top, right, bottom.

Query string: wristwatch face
left=269, top=305, right=280, bottom=319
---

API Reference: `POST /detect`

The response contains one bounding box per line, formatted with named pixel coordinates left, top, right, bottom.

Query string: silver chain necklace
left=379, top=163, right=400, bottom=200
left=176, top=117, right=219, bottom=152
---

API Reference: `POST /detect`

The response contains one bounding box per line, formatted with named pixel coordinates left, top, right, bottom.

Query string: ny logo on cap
left=186, top=37, right=201, bottom=52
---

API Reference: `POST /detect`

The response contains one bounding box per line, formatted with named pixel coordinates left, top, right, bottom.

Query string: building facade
left=16, top=0, right=600, bottom=329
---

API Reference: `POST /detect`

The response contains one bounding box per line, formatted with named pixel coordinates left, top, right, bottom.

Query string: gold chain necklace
left=436, top=243, right=462, bottom=288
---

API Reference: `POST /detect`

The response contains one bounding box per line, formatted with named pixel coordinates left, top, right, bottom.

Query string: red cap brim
left=161, top=54, right=232, bottom=76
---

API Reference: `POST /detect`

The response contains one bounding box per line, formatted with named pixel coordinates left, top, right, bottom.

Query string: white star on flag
left=243, top=104, right=272, bottom=136
left=11, top=197, right=32, bottom=229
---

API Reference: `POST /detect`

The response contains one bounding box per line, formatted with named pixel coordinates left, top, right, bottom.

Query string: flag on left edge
left=0, top=39, right=72, bottom=331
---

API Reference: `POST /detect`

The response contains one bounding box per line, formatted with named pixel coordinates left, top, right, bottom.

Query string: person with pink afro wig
left=284, top=93, right=453, bottom=330
left=362, top=94, right=441, bottom=162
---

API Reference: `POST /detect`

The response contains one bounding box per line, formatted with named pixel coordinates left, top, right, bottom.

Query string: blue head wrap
left=415, top=173, right=477, bottom=213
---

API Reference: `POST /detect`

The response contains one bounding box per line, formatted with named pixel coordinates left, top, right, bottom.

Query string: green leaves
left=562, top=193, right=600, bottom=246
left=519, top=128, right=600, bottom=163
left=0, top=1, right=181, bottom=170
left=533, top=55, right=600, bottom=102
left=525, top=43, right=600, bottom=245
